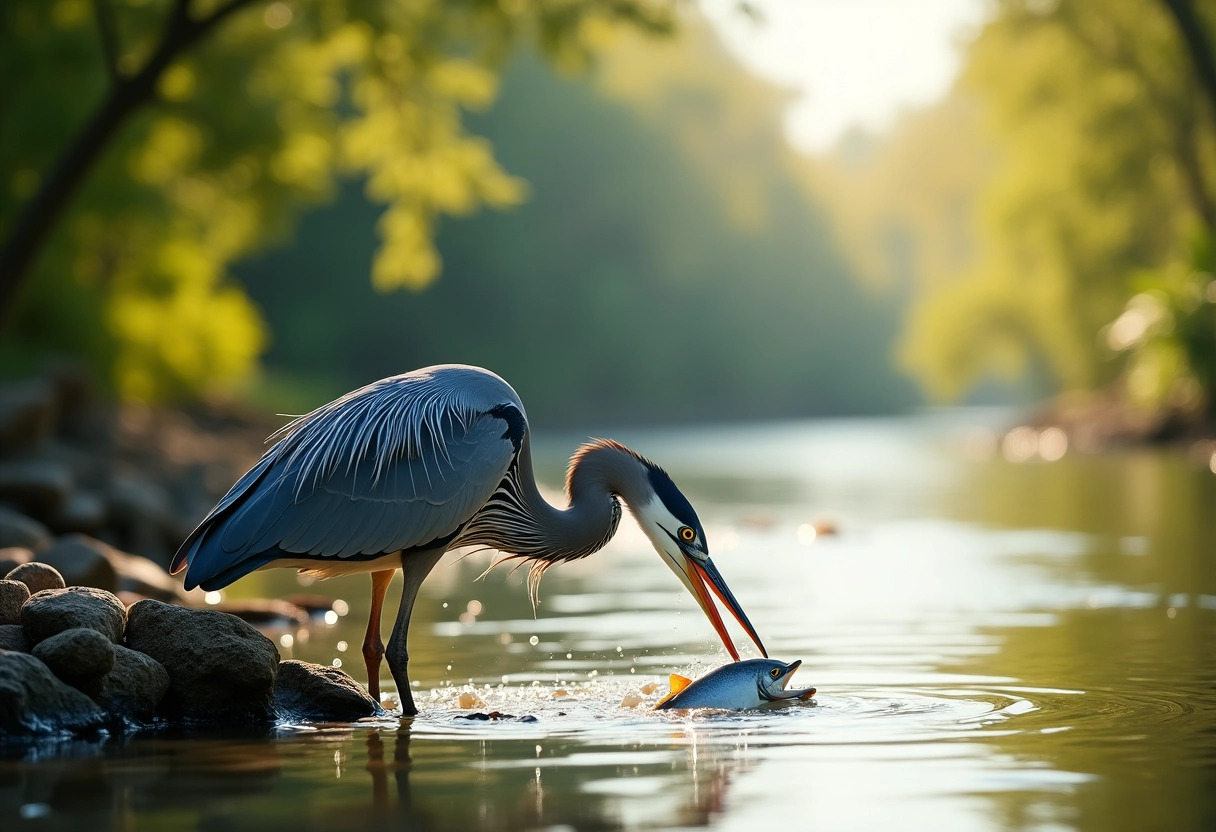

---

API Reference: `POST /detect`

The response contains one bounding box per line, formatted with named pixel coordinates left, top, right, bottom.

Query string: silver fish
left=654, top=659, right=816, bottom=710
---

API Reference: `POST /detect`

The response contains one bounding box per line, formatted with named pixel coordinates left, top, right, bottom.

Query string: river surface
left=4, top=414, right=1216, bottom=830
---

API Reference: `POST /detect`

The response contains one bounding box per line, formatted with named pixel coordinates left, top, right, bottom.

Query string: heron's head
left=632, top=463, right=768, bottom=661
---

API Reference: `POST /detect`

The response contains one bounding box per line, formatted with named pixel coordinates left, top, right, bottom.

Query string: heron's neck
left=475, top=437, right=648, bottom=563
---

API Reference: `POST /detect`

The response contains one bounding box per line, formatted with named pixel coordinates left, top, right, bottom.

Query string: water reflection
left=4, top=416, right=1216, bottom=830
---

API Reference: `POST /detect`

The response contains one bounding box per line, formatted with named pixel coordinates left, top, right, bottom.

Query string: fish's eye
left=769, top=668, right=781, bottom=679
left=679, top=526, right=696, bottom=542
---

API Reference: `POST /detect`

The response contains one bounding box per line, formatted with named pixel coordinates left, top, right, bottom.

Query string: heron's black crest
left=645, top=462, right=703, bottom=539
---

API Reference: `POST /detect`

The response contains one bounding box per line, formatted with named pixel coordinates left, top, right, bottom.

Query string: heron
left=171, top=365, right=767, bottom=715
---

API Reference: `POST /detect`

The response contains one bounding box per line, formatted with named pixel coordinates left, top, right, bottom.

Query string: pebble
left=6, top=562, right=65, bottom=594
left=0, top=579, right=31, bottom=625
left=456, top=692, right=486, bottom=709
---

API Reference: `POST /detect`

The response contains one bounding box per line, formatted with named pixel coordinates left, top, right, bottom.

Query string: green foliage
left=235, top=22, right=918, bottom=425
left=896, top=0, right=1215, bottom=401
left=1105, top=231, right=1216, bottom=414
left=0, top=0, right=673, bottom=400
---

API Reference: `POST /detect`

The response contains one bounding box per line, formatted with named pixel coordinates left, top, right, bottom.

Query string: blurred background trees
left=827, top=0, right=1216, bottom=423
left=4, top=0, right=1216, bottom=431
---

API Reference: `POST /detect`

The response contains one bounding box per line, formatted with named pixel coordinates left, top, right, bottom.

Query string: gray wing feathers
left=179, top=366, right=524, bottom=587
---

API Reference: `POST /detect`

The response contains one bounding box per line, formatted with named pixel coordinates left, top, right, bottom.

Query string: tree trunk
left=1162, top=0, right=1216, bottom=138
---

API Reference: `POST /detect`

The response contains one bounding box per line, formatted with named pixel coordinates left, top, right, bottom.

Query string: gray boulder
left=48, top=490, right=108, bottom=535
left=0, top=460, right=72, bottom=518
left=124, top=600, right=280, bottom=723
left=5, top=561, right=66, bottom=593
left=0, top=379, right=56, bottom=457
left=274, top=660, right=383, bottom=722
left=32, top=627, right=116, bottom=696
left=0, top=579, right=30, bottom=625
left=0, top=546, right=33, bottom=575
left=0, top=624, right=29, bottom=652
left=0, top=506, right=52, bottom=552
left=97, top=644, right=169, bottom=722
left=0, top=649, right=106, bottom=735
left=36, top=534, right=119, bottom=593
left=21, top=586, right=126, bottom=644
left=110, top=547, right=187, bottom=603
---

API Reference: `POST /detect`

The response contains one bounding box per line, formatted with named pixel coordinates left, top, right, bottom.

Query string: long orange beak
left=684, top=556, right=768, bottom=660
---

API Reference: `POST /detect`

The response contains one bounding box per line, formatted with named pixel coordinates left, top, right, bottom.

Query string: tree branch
left=0, top=0, right=263, bottom=325
left=91, top=0, right=122, bottom=83
left=1160, top=0, right=1216, bottom=123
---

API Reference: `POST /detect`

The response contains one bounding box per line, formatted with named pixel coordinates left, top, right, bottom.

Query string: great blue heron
left=171, top=365, right=767, bottom=715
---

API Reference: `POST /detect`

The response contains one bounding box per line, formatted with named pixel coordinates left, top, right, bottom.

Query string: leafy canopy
left=0, top=0, right=672, bottom=399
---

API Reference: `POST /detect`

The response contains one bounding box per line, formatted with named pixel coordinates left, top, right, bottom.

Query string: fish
left=654, top=659, right=816, bottom=710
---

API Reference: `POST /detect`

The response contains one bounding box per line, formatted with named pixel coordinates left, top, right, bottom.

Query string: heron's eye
left=679, top=526, right=696, bottom=542
left=769, top=668, right=781, bottom=679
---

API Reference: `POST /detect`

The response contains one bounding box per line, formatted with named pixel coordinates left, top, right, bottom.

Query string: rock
left=5, top=561, right=65, bottom=594
left=21, top=586, right=126, bottom=645
left=32, top=627, right=115, bottom=696
left=0, top=459, right=73, bottom=518
left=107, top=478, right=175, bottom=557
left=97, top=644, right=169, bottom=722
left=283, top=594, right=343, bottom=616
left=0, top=579, right=30, bottom=625
left=124, top=599, right=280, bottom=723
left=0, top=546, right=33, bottom=575
left=0, top=379, right=56, bottom=457
left=0, top=624, right=29, bottom=652
left=36, top=534, right=119, bottom=593
left=110, top=549, right=187, bottom=603
left=273, top=660, right=382, bottom=722
left=215, top=599, right=309, bottom=627
left=0, top=649, right=106, bottom=735
left=48, top=490, right=108, bottom=535
left=0, top=506, right=52, bottom=552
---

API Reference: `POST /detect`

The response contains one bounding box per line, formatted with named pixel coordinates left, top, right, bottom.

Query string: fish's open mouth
left=768, top=660, right=817, bottom=701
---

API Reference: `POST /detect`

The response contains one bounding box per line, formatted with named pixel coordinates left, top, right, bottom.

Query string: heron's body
left=173, top=365, right=766, bottom=714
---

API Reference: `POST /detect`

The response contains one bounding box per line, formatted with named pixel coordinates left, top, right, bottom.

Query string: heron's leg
left=363, top=569, right=395, bottom=702
left=386, top=550, right=444, bottom=716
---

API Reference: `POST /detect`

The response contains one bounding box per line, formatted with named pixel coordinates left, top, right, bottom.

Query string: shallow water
left=5, top=414, right=1216, bottom=830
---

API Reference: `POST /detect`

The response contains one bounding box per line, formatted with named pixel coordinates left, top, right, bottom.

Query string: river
left=4, top=413, right=1215, bottom=830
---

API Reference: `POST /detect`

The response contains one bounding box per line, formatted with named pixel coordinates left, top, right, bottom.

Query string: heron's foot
left=398, top=685, right=420, bottom=717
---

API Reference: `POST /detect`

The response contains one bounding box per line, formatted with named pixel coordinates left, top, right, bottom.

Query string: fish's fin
left=653, top=675, right=694, bottom=710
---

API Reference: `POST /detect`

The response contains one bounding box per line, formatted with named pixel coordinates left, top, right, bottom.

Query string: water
left=5, top=414, right=1216, bottom=830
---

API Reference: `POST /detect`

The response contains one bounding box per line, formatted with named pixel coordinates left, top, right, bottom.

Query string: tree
left=0, top=0, right=672, bottom=398
left=898, top=0, right=1216, bottom=406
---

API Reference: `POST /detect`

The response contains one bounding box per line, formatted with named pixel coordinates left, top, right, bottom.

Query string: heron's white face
left=633, top=496, right=767, bottom=661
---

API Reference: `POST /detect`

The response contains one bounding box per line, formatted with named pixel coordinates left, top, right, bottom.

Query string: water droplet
left=331, top=658, right=342, bottom=668
left=336, top=641, right=347, bottom=652
left=332, top=599, right=350, bottom=616
left=442, top=602, right=449, bottom=609
left=279, top=634, right=294, bottom=649
left=502, top=674, right=509, bottom=684
left=323, top=610, right=338, bottom=626
left=529, top=635, right=539, bottom=646
left=466, top=600, right=483, bottom=615
left=204, top=591, right=222, bottom=605
left=446, top=664, right=452, bottom=671
left=565, top=652, right=572, bottom=659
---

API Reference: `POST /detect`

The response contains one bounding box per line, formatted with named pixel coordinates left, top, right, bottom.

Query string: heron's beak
left=669, top=552, right=768, bottom=661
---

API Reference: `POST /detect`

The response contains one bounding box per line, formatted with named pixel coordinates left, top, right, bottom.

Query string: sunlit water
left=5, top=414, right=1216, bottom=830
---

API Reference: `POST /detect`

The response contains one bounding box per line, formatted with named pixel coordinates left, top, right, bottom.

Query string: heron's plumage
left=173, top=366, right=525, bottom=591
